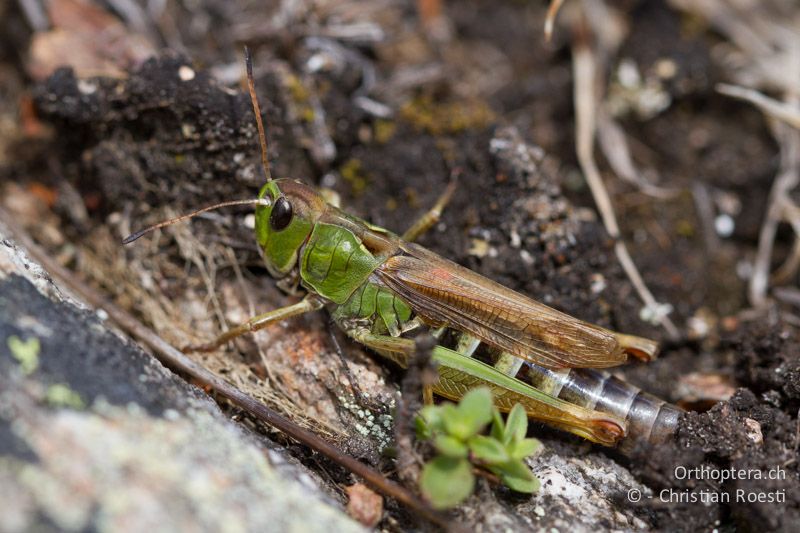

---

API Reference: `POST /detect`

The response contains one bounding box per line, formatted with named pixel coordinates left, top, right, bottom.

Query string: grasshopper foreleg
left=184, top=295, right=323, bottom=352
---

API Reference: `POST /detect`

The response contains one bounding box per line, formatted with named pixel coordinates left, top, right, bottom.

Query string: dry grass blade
left=772, top=236, right=800, bottom=286
left=717, top=84, right=800, bottom=130
left=572, top=20, right=680, bottom=340
left=669, top=0, right=800, bottom=95
left=668, top=1, right=800, bottom=309
left=750, top=122, right=800, bottom=307
left=596, top=112, right=681, bottom=200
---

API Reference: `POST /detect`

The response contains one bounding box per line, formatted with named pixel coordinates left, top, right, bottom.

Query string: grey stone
left=0, top=231, right=364, bottom=533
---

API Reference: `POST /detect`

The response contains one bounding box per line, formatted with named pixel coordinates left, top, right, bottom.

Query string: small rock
left=743, top=418, right=763, bottom=445
left=345, top=483, right=383, bottom=528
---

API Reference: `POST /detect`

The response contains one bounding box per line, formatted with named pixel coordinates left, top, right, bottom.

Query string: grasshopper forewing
left=377, top=241, right=657, bottom=369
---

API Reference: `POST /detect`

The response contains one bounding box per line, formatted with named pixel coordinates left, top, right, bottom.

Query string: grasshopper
left=124, top=49, right=681, bottom=452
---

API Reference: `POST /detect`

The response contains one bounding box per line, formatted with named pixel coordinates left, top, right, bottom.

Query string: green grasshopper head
left=120, top=178, right=328, bottom=281
left=255, top=178, right=327, bottom=278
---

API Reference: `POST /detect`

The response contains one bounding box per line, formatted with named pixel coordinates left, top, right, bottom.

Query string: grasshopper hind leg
left=615, top=332, right=659, bottom=362
left=347, top=329, right=626, bottom=447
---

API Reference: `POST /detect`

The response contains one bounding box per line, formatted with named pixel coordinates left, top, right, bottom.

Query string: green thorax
left=333, top=281, right=413, bottom=337
left=253, top=178, right=410, bottom=326
left=300, top=222, right=382, bottom=304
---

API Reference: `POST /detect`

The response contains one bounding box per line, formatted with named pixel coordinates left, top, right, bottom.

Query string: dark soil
left=1, top=0, right=799, bottom=531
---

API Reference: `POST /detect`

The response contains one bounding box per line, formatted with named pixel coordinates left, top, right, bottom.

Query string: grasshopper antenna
left=244, top=46, right=272, bottom=183
left=122, top=198, right=270, bottom=244
left=124, top=48, right=276, bottom=246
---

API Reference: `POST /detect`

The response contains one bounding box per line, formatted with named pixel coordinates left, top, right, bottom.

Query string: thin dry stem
left=596, top=112, right=681, bottom=200
left=171, top=221, right=228, bottom=335
left=769, top=197, right=800, bottom=285
left=717, top=83, right=800, bottom=130
left=772, top=236, right=800, bottom=286
left=222, top=247, right=295, bottom=403
left=669, top=0, right=800, bottom=310
left=669, top=0, right=800, bottom=94
left=749, top=110, right=800, bottom=307
left=545, top=0, right=566, bottom=42
left=691, top=182, right=721, bottom=254
left=572, top=18, right=680, bottom=340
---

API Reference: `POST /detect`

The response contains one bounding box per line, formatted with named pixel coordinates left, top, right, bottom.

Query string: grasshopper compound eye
left=270, top=196, right=293, bottom=230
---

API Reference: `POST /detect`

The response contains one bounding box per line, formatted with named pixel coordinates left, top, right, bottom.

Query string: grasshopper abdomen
left=520, top=362, right=682, bottom=451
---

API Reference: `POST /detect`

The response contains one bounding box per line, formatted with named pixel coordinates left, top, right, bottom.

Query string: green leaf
left=434, top=435, right=468, bottom=458
left=440, top=388, right=492, bottom=440
left=493, top=458, right=534, bottom=481
left=489, top=457, right=539, bottom=493
left=415, top=415, right=432, bottom=441
left=420, top=457, right=475, bottom=509
left=442, top=403, right=483, bottom=441
left=457, top=387, right=494, bottom=427
left=468, top=435, right=509, bottom=464
left=417, top=405, right=449, bottom=441
left=419, top=405, right=444, bottom=432
left=501, top=473, right=540, bottom=493
left=490, top=409, right=505, bottom=442
left=504, top=404, right=528, bottom=445
left=510, top=438, right=541, bottom=460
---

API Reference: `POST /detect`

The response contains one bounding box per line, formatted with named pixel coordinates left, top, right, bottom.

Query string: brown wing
left=375, top=243, right=628, bottom=369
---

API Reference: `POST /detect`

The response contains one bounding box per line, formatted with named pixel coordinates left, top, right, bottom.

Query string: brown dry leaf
left=28, top=0, right=155, bottom=80
left=344, top=483, right=383, bottom=527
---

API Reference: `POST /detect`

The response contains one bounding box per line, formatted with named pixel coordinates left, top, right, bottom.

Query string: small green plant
left=415, top=387, right=541, bottom=509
